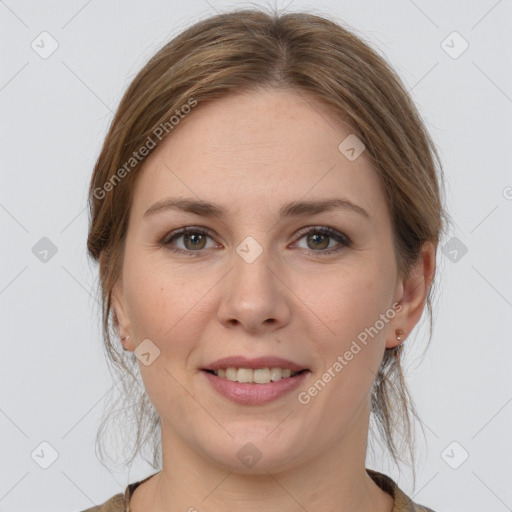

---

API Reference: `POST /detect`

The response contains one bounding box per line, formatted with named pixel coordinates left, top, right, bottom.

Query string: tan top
left=80, top=468, right=435, bottom=511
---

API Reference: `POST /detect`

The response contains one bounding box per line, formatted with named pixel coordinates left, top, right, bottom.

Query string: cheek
left=299, top=257, right=395, bottom=407
left=122, top=259, right=206, bottom=413
left=302, top=258, right=393, bottom=342
left=123, top=255, right=209, bottom=341
left=300, top=271, right=392, bottom=420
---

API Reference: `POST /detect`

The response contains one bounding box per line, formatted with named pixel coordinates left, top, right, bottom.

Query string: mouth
left=200, top=356, right=310, bottom=405
left=202, top=367, right=307, bottom=384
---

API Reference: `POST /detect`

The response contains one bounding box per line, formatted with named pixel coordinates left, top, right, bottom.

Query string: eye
left=293, top=226, right=351, bottom=256
left=161, top=227, right=218, bottom=255
left=160, top=225, right=351, bottom=257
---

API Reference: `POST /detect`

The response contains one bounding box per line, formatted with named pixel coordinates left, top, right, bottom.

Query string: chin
left=197, top=429, right=305, bottom=475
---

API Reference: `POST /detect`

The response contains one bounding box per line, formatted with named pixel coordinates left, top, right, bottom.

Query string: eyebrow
left=144, top=197, right=371, bottom=221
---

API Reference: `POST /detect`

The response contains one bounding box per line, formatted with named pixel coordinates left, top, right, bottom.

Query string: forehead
left=130, top=89, right=387, bottom=221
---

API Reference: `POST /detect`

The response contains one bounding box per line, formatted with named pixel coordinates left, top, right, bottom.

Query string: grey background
left=1, top=1, right=511, bottom=511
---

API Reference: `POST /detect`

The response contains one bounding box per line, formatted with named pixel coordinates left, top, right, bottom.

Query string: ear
left=111, top=278, right=135, bottom=351
left=100, top=246, right=134, bottom=352
left=386, top=241, right=436, bottom=349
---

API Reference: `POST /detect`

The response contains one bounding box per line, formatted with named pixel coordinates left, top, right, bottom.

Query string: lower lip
left=201, top=370, right=309, bottom=405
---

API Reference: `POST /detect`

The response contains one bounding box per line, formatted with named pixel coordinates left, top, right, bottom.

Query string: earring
left=121, top=335, right=130, bottom=350
left=395, top=329, right=406, bottom=341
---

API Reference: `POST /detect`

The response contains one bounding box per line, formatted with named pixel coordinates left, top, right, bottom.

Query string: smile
left=205, top=367, right=304, bottom=384
left=201, top=368, right=310, bottom=405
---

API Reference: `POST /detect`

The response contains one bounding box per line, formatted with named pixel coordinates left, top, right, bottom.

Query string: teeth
left=237, top=368, right=253, bottom=383
left=254, top=368, right=271, bottom=384
left=213, top=367, right=300, bottom=383
left=226, top=368, right=237, bottom=381
left=270, top=367, right=282, bottom=381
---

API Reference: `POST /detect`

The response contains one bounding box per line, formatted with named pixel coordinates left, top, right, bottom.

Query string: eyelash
left=160, top=226, right=352, bottom=257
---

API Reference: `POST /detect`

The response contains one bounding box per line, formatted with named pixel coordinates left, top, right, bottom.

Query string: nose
left=217, top=247, right=291, bottom=334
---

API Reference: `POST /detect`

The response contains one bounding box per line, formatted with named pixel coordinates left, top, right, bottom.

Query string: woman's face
left=113, top=89, right=425, bottom=473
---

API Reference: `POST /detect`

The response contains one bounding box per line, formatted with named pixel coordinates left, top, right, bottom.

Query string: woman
left=84, top=7, right=448, bottom=512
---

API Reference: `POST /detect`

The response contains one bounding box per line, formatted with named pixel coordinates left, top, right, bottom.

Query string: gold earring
left=395, top=329, right=406, bottom=341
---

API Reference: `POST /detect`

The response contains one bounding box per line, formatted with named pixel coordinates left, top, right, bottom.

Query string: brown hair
left=87, top=7, right=449, bottom=484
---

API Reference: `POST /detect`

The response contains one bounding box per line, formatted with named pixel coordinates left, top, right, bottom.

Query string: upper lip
left=203, top=356, right=309, bottom=372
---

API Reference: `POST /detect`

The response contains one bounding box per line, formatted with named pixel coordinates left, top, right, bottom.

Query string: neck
left=133, top=407, right=393, bottom=512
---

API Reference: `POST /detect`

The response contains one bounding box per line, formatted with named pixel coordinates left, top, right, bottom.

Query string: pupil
left=309, top=234, right=328, bottom=250
left=186, top=233, right=205, bottom=249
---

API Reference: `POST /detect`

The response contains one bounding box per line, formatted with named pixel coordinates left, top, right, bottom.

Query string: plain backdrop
left=1, top=1, right=511, bottom=511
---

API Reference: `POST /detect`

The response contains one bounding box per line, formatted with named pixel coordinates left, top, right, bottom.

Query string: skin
left=112, top=88, right=436, bottom=512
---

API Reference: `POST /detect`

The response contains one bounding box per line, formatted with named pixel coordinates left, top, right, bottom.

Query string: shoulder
left=366, top=468, right=437, bottom=512
left=77, top=472, right=158, bottom=512
left=78, top=491, right=124, bottom=512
